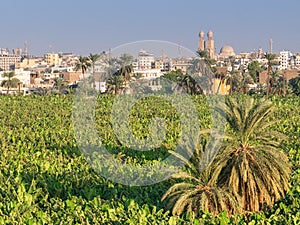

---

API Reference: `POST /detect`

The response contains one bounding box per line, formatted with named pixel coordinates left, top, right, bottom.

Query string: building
left=0, top=50, right=22, bottom=71
left=279, top=51, right=291, bottom=70
left=206, top=31, right=215, bottom=59
left=219, top=45, right=236, bottom=59
left=44, top=53, right=60, bottom=66
left=138, top=50, right=155, bottom=70
left=13, top=48, right=22, bottom=56
left=197, top=31, right=215, bottom=59
left=61, top=71, right=81, bottom=84
left=296, top=55, right=300, bottom=68
left=198, top=31, right=205, bottom=51
left=172, top=63, right=193, bottom=74
left=259, top=69, right=300, bottom=83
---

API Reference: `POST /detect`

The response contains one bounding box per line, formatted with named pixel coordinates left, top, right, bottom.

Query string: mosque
left=198, top=30, right=236, bottom=60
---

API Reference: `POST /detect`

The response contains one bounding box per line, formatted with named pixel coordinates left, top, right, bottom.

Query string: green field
left=0, top=94, right=299, bottom=224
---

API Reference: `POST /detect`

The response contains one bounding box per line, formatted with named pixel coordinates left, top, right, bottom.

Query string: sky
left=1, top=0, right=299, bottom=56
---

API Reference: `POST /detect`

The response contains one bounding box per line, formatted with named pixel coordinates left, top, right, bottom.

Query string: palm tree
left=174, top=75, right=203, bottom=95
left=229, top=70, right=253, bottom=94
left=1, top=72, right=20, bottom=94
left=106, top=73, right=124, bottom=94
left=53, top=77, right=68, bottom=95
left=162, top=140, right=241, bottom=216
left=119, top=53, right=134, bottom=65
left=265, top=53, right=276, bottom=99
left=248, top=60, right=262, bottom=83
left=88, top=53, right=100, bottom=88
left=196, top=50, right=217, bottom=94
left=270, top=70, right=287, bottom=96
left=119, top=64, right=133, bottom=86
left=240, top=71, right=254, bottom=94
left=212, top=97, right=291, bottom=212
left=289, top=73, right=300, bottom=96
left=74, top=56, right=91, bottom=84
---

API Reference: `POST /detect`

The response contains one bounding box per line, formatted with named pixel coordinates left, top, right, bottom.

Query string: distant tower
left=24, top=41, right=29, bottom=58
left=13, top=48, right=22, bottom=56
left=270, top=38, right=273, bottom=54
left=198, top=31, right=205, bottom=51
left=205, top=31, right=215, bottom=58
left=258, top=47, right=263, bottom=58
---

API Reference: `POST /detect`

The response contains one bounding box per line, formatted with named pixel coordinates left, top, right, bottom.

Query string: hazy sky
left=1, top=0, right=299, bottom=56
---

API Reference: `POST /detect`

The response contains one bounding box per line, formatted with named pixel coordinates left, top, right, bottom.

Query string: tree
left=196, top=50, right=217, bottom=93
left=53, top=77, right=68, bottom=95
left=106, top=72, right=125, bottom=94
left=196, top=50, right=209, bottom=59
left=119, top=64, right=133, bottom=86
left=74, top=56, right=91, bottom=84
left=1, top=72, right=20, bottom=94
left=212, top=97, right=291, bottom=212
left=288, top=74, right=300, bottom=96
left=270, top=70, right=287, bottom=96
left=161, top=70, right=184, bottom=83
left=229, top=69, right=253, bottom=94
left=88, top=53, right=100, bottom=88
left=162, top=139, right=241, bottom=216
left=174, top=75, right=204, bottom=95
left=248, top=60, right=262, bottom=83
left=265, top=53, right=276, bottom=99
left=119, top=53, right=134, bottom=65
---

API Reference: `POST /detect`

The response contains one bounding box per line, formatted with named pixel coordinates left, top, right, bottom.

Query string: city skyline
left=1, top=0, right=299, bottom=56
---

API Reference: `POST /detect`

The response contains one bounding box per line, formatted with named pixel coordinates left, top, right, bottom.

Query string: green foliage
left=289, top=74, right=300, bottom=96
left=247, top=60, right=262, bottom=82
left=0, top=94, right=298, bottom=224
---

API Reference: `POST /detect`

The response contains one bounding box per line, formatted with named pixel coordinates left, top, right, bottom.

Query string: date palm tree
left=163, top=96, right=291, bottom=216
left=196, top=50, right=216, bottom=94
left=248, top=60, right=262, bottom=83
left=1, top=72, right=20, bottom=94
left=174, top=75, right=204, bottom=95
left=212, top=97, right=291, bottom=212
left=289, top=73, right=300, bottom=96
left=106, top=72, right=124, bottom=94
left=265, top=53, right=276, bottom=99
left=88, top=53, right=100, bottom=88
left=119, top=64, right=133, bottom=86
left=53, top=77, right=68, bottom=95
left=162, top=139, right=241, bottom=216
left=74, top=56, right=91, bottom=84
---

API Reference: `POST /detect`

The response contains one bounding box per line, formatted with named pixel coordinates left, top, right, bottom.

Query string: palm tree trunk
left=266, top=64, right=271, bottom=100
left=283, top=74, right=286, bottom=97
left=230, top=77, right=233, bottom=94
left=92, top=64, right=96, bottom=89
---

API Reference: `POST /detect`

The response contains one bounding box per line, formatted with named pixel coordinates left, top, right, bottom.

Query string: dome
left=220, top=45, right=236, bottom=58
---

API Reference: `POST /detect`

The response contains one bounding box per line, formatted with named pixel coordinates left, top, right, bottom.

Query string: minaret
left=24, top=41, right=29, bottom=59
left=198, top=31, right=205, bottom=51
left=205, top=31, right=215, bottom=58
left=270, top=38, right=273, bottom=54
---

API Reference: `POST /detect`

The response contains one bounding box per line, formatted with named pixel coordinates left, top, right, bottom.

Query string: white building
left=295, top=55, right=300, bottom=68
left=134, top=69, right=163, bottom=79
left=0, top=51, right=22, bottom=71
left=138, top=50, right=155, bottom=70
left=14, top=69, right=31, bottom=86
left=279, top=51, right=292, bottom=70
